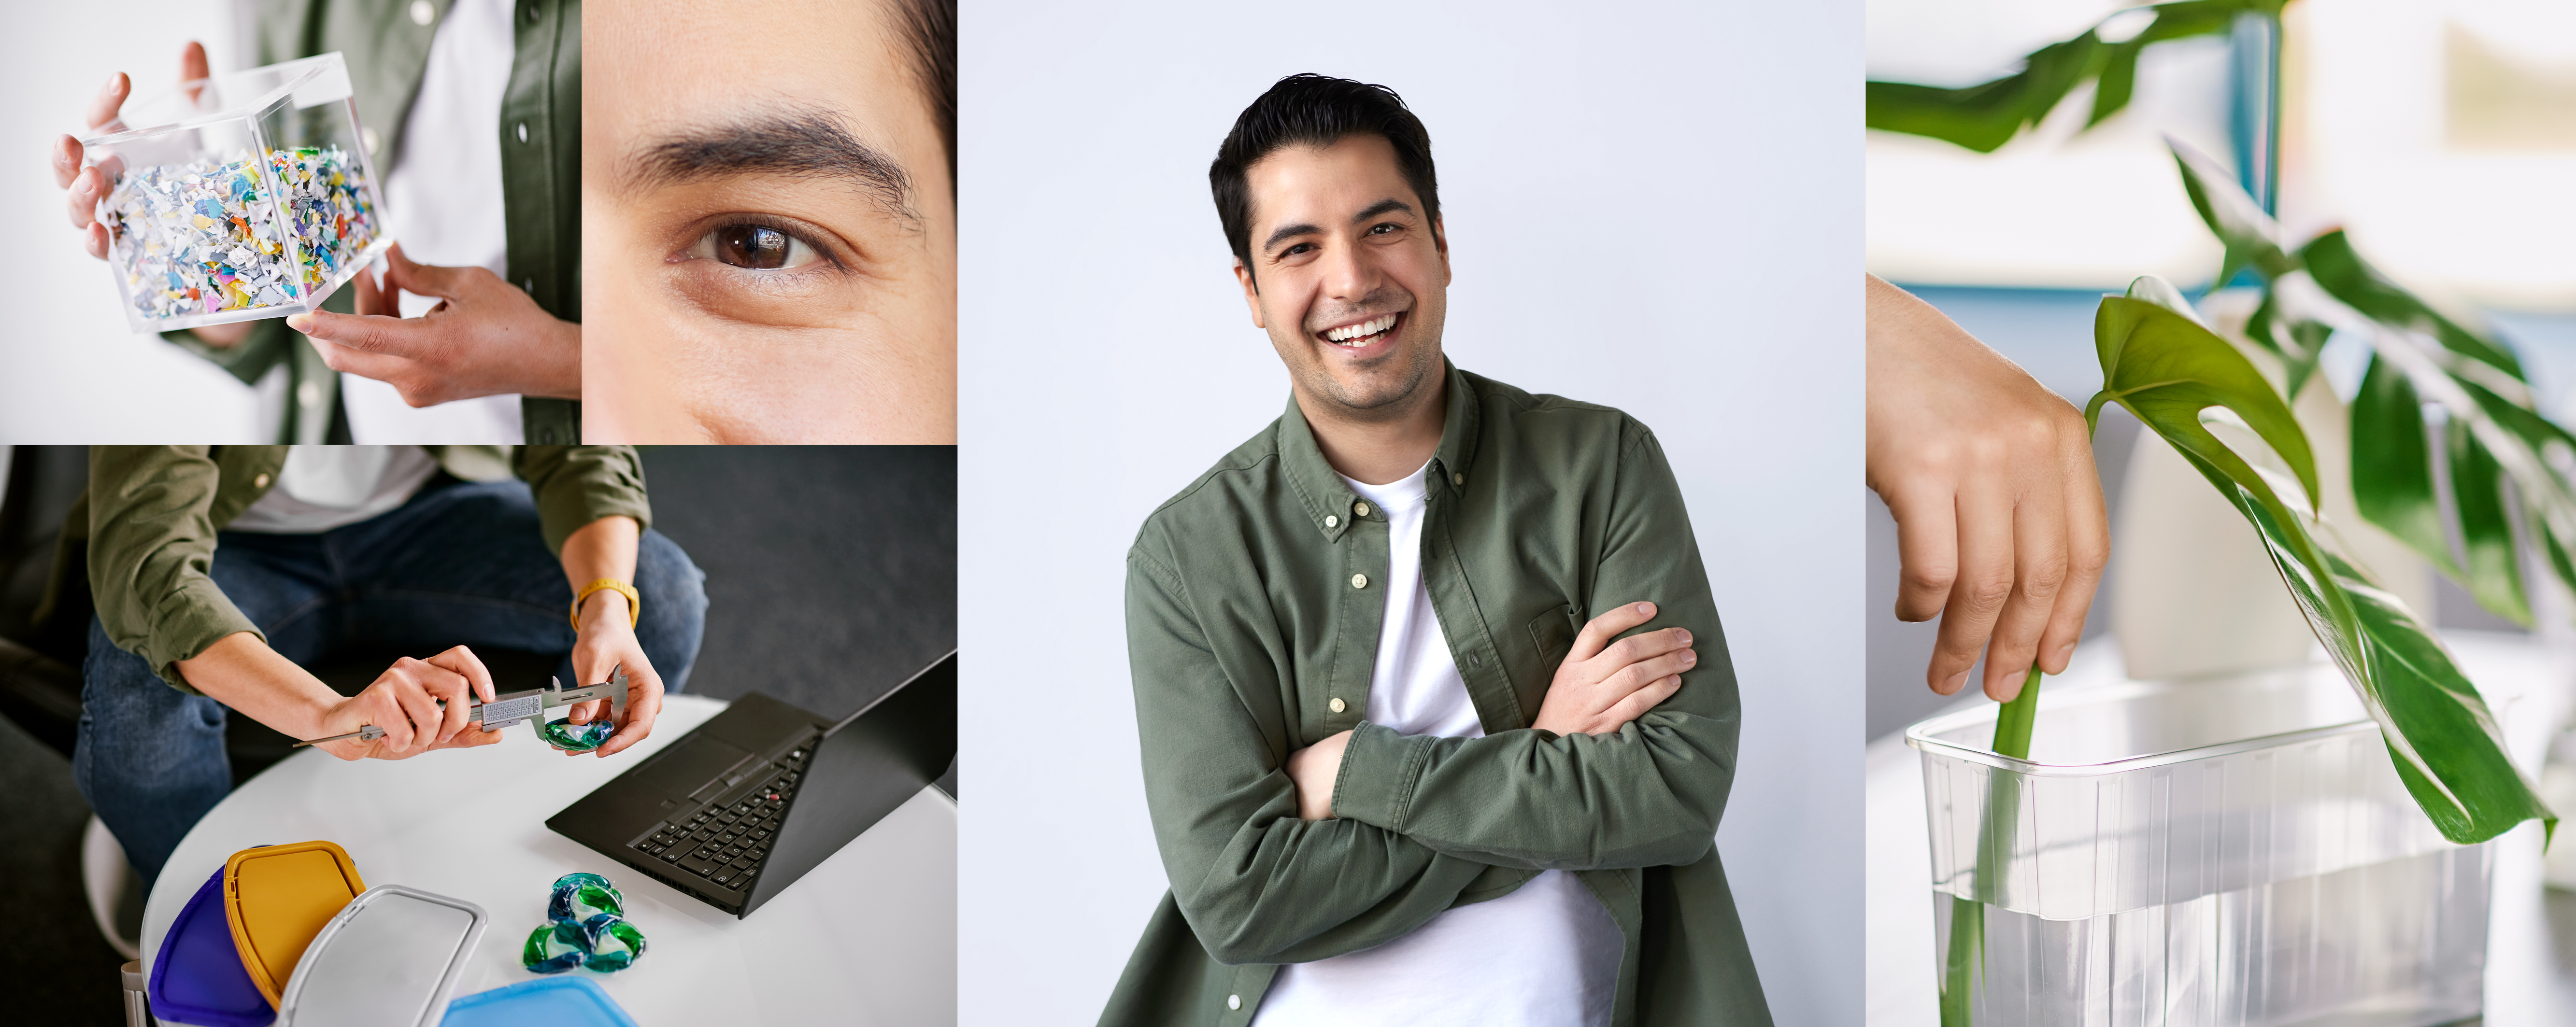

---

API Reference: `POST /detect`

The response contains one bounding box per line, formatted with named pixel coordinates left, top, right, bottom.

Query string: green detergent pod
left=541, top=717, right=613, bottom=751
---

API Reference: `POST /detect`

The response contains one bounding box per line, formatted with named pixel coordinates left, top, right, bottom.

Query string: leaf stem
left=1938, top=663, right=2046, bottom=1026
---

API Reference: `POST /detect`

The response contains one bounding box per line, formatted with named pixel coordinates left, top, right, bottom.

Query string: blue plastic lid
left=149, top=865, right=275, bottom=1027
left=442, top=977, right=637, bottom=1027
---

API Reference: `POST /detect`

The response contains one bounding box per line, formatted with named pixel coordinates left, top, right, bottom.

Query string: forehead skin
left=583, top=0, right=956, bottom=443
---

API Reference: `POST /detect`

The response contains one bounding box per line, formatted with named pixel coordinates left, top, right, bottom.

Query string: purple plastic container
left=148, top=865, right=276, bottom=1027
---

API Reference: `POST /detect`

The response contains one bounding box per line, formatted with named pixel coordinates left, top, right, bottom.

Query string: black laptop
left=546, top=651, right=956, bottom=917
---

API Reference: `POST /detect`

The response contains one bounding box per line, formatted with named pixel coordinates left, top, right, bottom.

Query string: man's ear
left=1434, top=216, right=1452, bottom=287
left=1233, top=257, right=1267, bottom=329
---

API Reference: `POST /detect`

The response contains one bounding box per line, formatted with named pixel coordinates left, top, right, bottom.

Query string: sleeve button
left=1328, top=698, right=1345, bottom=714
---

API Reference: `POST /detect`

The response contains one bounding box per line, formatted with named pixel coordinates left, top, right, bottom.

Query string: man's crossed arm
left=1129, top=429, right=1740, bottom=964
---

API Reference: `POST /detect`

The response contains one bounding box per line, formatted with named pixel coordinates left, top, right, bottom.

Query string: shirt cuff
left=143, top=576, right=263, bottom=694
left=1329, top=721, right=1431, bottom=830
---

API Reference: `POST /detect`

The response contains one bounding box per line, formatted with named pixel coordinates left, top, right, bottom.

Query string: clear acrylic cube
left=79, top=52, right=391, bottom=334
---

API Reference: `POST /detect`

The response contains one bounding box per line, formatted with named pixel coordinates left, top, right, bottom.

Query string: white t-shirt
left=1252, top=462, right=1622, bottom=1027
left=343, top=0, right=523, bottom=443
left=227, top=446, right=439, bottom=535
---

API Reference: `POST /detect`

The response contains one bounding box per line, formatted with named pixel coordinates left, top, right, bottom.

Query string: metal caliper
left=295, top=662, right=627, bottom=751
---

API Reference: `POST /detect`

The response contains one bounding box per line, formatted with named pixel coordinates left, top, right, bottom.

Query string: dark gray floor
left=0, top=445, right=955, bottom=1023
left=639, top=446, right=958, bottom=723
left=0, top=705, right=125, bottom=1024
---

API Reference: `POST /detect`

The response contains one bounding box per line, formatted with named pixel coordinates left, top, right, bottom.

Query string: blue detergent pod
left=546, top=872, right=622, bottom=922
left=445, top=977, right=639, bottom=1027
left=149, top=866, right=275, bottom=1027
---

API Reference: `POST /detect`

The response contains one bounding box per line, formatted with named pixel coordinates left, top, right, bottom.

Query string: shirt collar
left=1278, top=360, right=1481, bottom=541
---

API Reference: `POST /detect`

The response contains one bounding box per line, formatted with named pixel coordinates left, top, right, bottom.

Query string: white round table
left=141, top=694, right=956, bottom=1026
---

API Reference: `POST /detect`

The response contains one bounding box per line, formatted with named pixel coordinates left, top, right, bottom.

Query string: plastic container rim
left=77, top=60, right=336, bottom=149
left=1902, top=673, right=2382, bottom=777
left=277, top=883, right=489, bottom=1027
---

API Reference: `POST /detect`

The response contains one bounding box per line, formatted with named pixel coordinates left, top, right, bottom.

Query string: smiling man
left=1105, top=76, right=1771, bottom=1027
left=580, top=0, right=955, bottom=443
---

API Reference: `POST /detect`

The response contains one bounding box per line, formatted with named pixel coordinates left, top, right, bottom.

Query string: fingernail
left=285, top=313, right=312, bottom=333
left=1941, top=671, right=1968, bottom=694
left=1636, top=603, right=1652, bottom=615
left=104, top=73, right=120, bottom=92
left=2053, top=642, right=2077, bottom=668
left=1681, top=651, right=1696, bottom=667
left=1675, top=630, right=1691, bottom=646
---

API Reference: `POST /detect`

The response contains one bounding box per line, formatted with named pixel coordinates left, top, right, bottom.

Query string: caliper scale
left=295, top=663, right=628, bottom=751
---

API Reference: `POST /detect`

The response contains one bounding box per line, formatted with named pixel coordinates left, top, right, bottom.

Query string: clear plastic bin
left=1906, top=665, right=2491, bottom=1027
left=78, top=52, right=390, bottom=334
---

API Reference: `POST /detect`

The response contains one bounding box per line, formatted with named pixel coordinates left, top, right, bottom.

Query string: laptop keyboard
left=632, top=744, right=811, bottom=892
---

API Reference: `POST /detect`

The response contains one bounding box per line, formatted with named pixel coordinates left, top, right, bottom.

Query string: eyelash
left=1278, top=224, right=1402, bottom=259
left=676, top=215, right=842, bottom=274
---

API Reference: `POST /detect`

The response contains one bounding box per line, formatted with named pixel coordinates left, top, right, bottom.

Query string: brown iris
left=713, top=225, right=790, bottom=269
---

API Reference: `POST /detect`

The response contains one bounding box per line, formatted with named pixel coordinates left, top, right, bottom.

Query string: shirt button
left=1453, top=472, right=1466, bottom=486
left=410, top=0, right=435, bottom=25
left=252, top=473, right=271, bottom=489
left=1354, top=502, right=1372, bottom=518
left=1328, top=698, right=1345, bottom=714
left=1324, top=515, right=1338, bottom=529
left=516, top=122, right=530, bottom=143
left=1350, top=574, right=1368, bottom=590
left=1228, top=994, right=1241, bottom=1010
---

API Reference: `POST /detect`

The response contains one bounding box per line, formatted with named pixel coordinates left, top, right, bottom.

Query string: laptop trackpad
left=638, top=736, right=754, bottom=799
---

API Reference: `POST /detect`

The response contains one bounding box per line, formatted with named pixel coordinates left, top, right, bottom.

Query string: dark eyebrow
left=1262, top=221, right=1321, bottom=255
left=1260, top=197, right=1420, bottom=256
left=620, top=105, right=918, bottom=223
left=1257, top=197, right=1422, bottom=254
left=1352, top=198, right=1414, bottom=223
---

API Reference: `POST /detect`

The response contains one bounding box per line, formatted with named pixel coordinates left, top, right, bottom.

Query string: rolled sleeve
left=512, top=445, right=652, bottom=554
left=86, top=446, right=264, bottom=692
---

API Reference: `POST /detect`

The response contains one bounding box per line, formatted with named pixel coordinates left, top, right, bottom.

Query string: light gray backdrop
left=958, top=3, right=1863, bottom=1024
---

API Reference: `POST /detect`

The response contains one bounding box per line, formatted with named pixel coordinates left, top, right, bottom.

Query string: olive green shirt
left=165, top=0, right=583, bottom=443
left=42, top=445, right=646, bottom=692
left=1105, top=365, right=1772, bottom=1026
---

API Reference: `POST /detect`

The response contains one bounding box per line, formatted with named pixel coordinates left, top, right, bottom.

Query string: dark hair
left=1210, top=74, right=1440, bottom=279
left=892, top=0, right=956, bottom=196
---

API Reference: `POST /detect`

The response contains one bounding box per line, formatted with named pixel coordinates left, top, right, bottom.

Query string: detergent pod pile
left=101, top=144, right=377, bottom=324
left=523, top=872, right=648, bottom=974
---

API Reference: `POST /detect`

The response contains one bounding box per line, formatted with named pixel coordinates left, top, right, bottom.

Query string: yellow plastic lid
left=221, top=841, right=365, bottom=1007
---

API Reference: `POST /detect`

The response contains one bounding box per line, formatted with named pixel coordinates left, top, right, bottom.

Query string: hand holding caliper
left=298, top=664, right=629, bottom=751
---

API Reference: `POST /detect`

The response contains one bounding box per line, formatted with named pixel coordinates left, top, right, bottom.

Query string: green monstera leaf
left=2085, top=279, right=2553, bottom=846
left=2162, top=143, right=2576, bottom=630
left=1866, top=0, right=2286, bottom=153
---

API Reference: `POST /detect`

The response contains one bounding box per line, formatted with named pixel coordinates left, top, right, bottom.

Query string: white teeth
left=1326, top=314, right=1396, bottom=343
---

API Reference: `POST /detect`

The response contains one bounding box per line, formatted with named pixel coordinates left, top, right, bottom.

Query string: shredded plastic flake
left=100, top=145, right=376, bottom=322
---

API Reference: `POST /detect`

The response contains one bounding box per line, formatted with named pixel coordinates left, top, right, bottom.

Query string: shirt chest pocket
left=1527, top=603, right=1581, bottom=671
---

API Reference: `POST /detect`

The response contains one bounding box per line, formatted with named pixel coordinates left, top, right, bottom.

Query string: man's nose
left=1319, top=235, right=1378, bottom=302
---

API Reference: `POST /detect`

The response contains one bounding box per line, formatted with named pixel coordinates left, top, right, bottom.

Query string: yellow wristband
left=572, top=578, right=640, bottom=629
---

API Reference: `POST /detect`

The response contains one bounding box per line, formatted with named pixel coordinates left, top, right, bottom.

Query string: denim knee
left=74, top=618, right=233, bottom=886
left=634, top=529, right=707, bottom=694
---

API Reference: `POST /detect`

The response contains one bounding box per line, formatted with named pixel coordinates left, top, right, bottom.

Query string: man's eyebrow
left=1259, top=198, right=1420, bottom=255
left=1352, top=198, right=1415, bottom=224
left=1261, top=221, right=1322, bottom=255
left=620, top=106, right=918, bottom=221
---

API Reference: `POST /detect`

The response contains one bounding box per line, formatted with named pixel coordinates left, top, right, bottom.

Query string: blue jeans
left=72, top=477, right=707, bottom=886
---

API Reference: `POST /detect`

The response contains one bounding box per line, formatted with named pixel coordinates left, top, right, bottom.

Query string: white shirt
left=1253, top=463, right=1622, bottom=1027
left=228, top=446, right=439, bottom=534
left=343, top=0, right=523, bottom=443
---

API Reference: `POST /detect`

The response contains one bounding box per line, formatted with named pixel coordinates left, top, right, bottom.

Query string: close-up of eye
left=686, top=223, right=827, bottom=271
